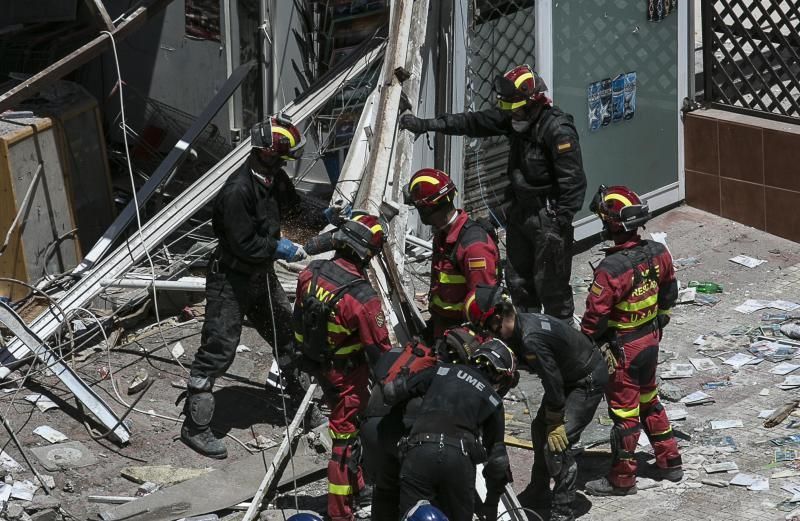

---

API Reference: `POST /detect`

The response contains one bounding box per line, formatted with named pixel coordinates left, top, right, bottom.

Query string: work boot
left=584, top=477, right=637, bottom=497
left=357, top=483, right=374, bottom=509
left=651, top=466, right=684, bottom=482
left=549, top=507, right=575, bottom=521
left=517, top=484, right=552, bottom=509
left=180, top=377, right=227, bottom=459
left=181, top=422, right=228, bottom=459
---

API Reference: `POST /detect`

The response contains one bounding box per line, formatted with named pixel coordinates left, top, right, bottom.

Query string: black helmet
left=469, top=338, right=519, bottom=396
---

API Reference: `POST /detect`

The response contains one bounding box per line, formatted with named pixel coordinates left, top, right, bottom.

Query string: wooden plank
left=0, top=0, right=175, bottom=113
left=83, top=0, right=115, bottom=32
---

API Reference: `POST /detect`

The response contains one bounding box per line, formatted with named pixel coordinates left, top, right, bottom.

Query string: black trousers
left=360, top=413, right=405, bottom=521
left=531, top=361, right=607, bottom=513
left=505, top=204, right=575, bottom=320
left=190, top=262, right=294, bottom=380
left=398, top=442, right=476, bottom=521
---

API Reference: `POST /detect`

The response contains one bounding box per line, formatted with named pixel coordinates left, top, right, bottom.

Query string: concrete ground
left=3, top=203, right=800, bottom=521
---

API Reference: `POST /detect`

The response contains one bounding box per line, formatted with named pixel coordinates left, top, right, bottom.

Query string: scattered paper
left=735, top=299, right=775, bottom=314
left=265, top=359, right=285, bottom=391
left=10, top=480, right=37, bottom=501
left=236, top=344, right=251, bottom=353
left=71, top=319, right=87, bottom=331
left=775, top=449, right=799, bottom=462
left=774, top=469, right=800, bottom=479
left=0, top=483, right=10, bottom=502
left=760, top=388, right=770, bottom=396
left=24, top=394, right=58, bottom=412
left=730, top=473, right=759, bottom=486
left=33, top=425, right=68, bottom=443
left=690, top=357, right=717, bottom=371
left=759, top=409, right=776, bottom=419
left=677, top=287, right=696, bottom=304
left=782, top=483, right=800, bottom=496
left=666, top=407, right=688, bottom=421
left=774, top=301, right=800, bottom=312
left=723, top=353, right=758, bottom=369
left=748, top=476, right=769, bottom=491
left=680, top=390, right=715, bottom=405
left=0, top=450, right=23, bottom=472
left=711, top=419, right=743, bottom=430
left=771, top=363, right=800, bottom=375
left=771, top=434, right=800, bottom=446
left=780, top=375, right=800, bottom=389
left=171, top=342, right=185, bottom=359
left=661, top=363, right=695, bottom=379
left=729, top=255, right=767, bottom=268
left=704, top=461, right=738, bottom=473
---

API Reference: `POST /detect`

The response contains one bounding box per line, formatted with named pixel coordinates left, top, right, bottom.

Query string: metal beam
left=0, top=302, right=130, bottom=444
left=74, top=62, right=255, bottom=274
left=0, top=0, right=175, bottom=113
left=0, top=37, right=386, bottom=379
left=83, top=0, right=115, bottom=32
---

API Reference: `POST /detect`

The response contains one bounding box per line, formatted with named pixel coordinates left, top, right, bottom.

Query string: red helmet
left=469, top=338, right=519, bottom=396
left=403, top=168, right=456, bottom=208
left=589, top=185, right=651, bottom=233
left=494, top=64, right=548, bottom=110
left=250, top=115, right=306, bottom=160
left=336, top=213, right=386, bottom=261
left=464, top=284, right=513, bottom=330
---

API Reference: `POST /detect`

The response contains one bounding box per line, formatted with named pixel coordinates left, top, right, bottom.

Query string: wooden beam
left=0, top=0, right=175, bottom=114
left=83, top=0, right=116, bottom=32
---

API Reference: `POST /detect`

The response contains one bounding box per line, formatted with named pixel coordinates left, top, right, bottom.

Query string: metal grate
left=701, top=0, right=800, bottom=122
left=462, top=0, right=534, bottom=221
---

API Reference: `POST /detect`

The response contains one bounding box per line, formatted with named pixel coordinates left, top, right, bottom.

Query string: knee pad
left=186, top=392, right=215, bottom=427
left=484, top=443, right=511, bottom=482
left=610, top=423, right=639, bottom=461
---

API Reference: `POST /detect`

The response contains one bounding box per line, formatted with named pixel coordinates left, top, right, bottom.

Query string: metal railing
left=701, top=0, right=800, bottom=123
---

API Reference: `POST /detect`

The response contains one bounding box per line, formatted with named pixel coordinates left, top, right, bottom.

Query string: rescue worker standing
left=399, top=65, right=587, bottom=321
left=293, top=213, right=392, bottom=521
left=403, top=168, right=500, bottom=339
left=382, top=339, right=517, bottom=521
left=464, top=284, right=608, bottom=521
left=581, top=185, right=681, bottom=496
left=181, top=116, right=307, bottom=459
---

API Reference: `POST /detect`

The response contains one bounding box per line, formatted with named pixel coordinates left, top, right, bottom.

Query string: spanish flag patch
left=467, top=257, right=487, bottom=270
left=557, top=141, right=573, bottom=153
left=590, top=281, right=604, bottom=296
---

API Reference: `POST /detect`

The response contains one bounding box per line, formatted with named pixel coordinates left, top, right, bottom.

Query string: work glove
left=545, top=409, right=568, bottom=453
left=598, top=341, right=618, bottom=375
left=398, top=114, right=429, bottom=134
left=275, top=238, right=306, bottom=262
left=323, top=201, right=352, bottom=226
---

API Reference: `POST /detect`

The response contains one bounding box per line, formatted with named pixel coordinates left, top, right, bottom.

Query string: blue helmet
left=403, top=500, right=449, bottom=521
left=286, top=514, right=323, bottom=521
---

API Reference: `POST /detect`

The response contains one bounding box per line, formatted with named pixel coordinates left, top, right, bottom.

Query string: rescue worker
left=580, top=185, right=681, bottom=496
left=382, top=338, right=517, bottom=521
left=464, top=284, right=608, bottom=521
left=293, top=213, right=392, bottom=521
left=399, top=65, right=587, bottom=321
left=402, top=168, right=500, bottom=340
left=360, top=326, right=485, bottom=521
left=181, top=116, right=307, bottom=459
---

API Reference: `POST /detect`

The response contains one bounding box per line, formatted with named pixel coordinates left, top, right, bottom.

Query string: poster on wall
left=647, top=0, right=676, bottom=22
left=587, top=72, right=636, bottom=131
left=185, top=0, right=221, bottom=41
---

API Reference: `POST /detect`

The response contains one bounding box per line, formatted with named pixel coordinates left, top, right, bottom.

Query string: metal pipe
left=100, top=278, right=206, bottom=291
left=405, top=234, right=432, bottom=251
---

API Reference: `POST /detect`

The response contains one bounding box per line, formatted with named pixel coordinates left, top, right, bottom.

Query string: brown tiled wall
left=685, top=110, right=800, bottom=243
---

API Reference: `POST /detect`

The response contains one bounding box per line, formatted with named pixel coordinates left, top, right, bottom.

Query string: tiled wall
left=685, top=109, right=800, bottom=243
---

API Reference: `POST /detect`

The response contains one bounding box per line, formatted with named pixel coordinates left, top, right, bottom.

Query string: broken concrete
left=120, top=466, right=213, bottom=486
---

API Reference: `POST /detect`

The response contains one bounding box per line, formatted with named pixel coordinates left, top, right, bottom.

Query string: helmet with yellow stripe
left=335, top=212, right=386, bottom=261
left=464, top=284, right=514, bottom=332
left=250, top=115, right=306, bottom=161
left=494, top=64, right=548, bottom=111
left=589, top=185, right=651, bottom=234
left=403, top=168, right=456, bottom=208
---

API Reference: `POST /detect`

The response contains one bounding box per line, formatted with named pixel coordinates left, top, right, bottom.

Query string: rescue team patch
left=375, top=312, right=386, bottom=328
left=557, top=141, right=573, bottom=153
left=467, top=257, right=487, bottom=270
left=590, top=281, right=604, bottom=296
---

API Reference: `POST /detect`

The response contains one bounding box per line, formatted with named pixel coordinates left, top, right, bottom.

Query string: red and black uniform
left=293, top=257, right=391, bottom=521
left=581, top=236, right=680, bottom=489
left=429, top=210, right=500, bottom=338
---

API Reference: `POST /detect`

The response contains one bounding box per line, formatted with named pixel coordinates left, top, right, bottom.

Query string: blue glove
left=275, top=238, right=300, bottom=261
left=323, top=203, right=352, bottom=225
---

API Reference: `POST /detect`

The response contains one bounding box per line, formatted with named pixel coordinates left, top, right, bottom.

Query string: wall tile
left=764, top=129, right=800, bottom=192
left=720, top=178, right=765, bottom=230
left=685, top=115, right=719, bottom=175
left=719, top=122, right=764, bottom=184
left=685, top=169, right=720, bottom=215
left=765, top=187, right=800, bottom=243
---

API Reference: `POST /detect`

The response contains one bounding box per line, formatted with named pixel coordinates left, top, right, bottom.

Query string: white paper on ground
left=0, top=450, right=23, bottom=472
left=0, top=483, right=11, bottom=502
left=10, top=480, right=37, bottom=501
left=730, top=473, right=759, bottom=486
left=729, top=255, right=767, bottom=268
left=735, top=299, right=774, bottom=314
left=773, top=300, right=800, bottom=312
left=710, top=419, right=744, bottom=430
left=771, top=363, right=800, bottom=375
left=666, top=407, right=688, bottom=421
left=748, top=476, right=769, bottom=491
left=723, top=353, right=758, bottom=368
left=24, top=394, right=59, bottom=412
left=690, top=357, right=717, bottom=371
left=759, top=409, right=776, bottom=419
left=760, top=388, right=770, bottom=396
left=661, top=363, right=695, bottom=379
left=33, top=425, right=68, bottom=443
left=704, top=462, right=738, bottom=473
left=680, top=390, right=714, bottom=404
left=171, top=341, right=185, bottom=359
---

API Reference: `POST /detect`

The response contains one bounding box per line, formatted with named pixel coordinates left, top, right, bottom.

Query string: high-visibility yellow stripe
left=514, top=71, right=533, bottom=88
left=652, top=427, right=672, bottom=436
left=640, top=388, right=658, bottom=403
left=609, top=312, right=657, bottom=329
left=438, top=272, right=466, bottom=284
left=370, top=224, right=383, bottom=234
left=611, top=406, right=640, bottom=419
left=329, top=429, right=359, bottom=439
left=410, top=175, right=441, bottom=189
left=327, top=322, right=352, bottom=335
left=334, top=343, right=362, bottom=356
left=328, top=483, right=353, bottom=495
left=658, top=308, right=671, bottom=315
left=498, top=99, right=528, bottom=110
left=615, top=294, right=658, bottom=312
left=605, top=193, right=633, bottom=207
left=294, top=332, right=303, bottom=342
left=272, top=126, right=297, bottom=147
left=430, top=294, right=464, bottom=311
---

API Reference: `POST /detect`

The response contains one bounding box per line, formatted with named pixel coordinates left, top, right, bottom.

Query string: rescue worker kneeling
left=382, top=338, right=517, bottom=521
left=464, top=285, right=607, bottom=521
left=292, top=213, right=392, bottom=521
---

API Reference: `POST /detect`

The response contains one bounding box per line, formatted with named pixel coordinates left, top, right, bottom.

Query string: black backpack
left=301, top=265, right=366, bottom=362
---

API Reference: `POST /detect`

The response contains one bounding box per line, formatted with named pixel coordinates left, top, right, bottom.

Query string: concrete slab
left=29, top=441, right=97, bottom=472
